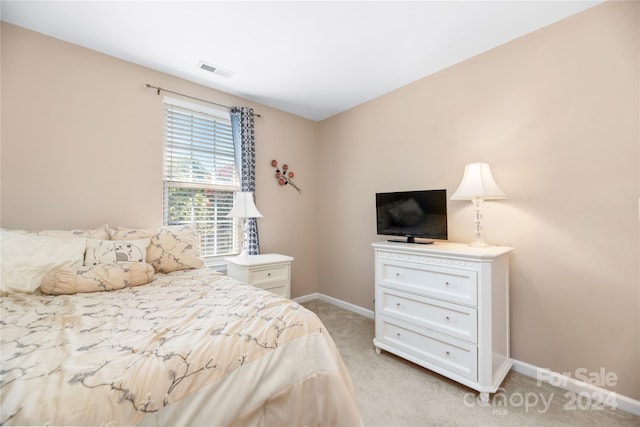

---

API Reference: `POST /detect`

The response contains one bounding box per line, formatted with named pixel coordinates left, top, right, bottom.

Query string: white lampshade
left=450, top=163, right=507, bottom=201
left=227, top=192, right=263, bottom=218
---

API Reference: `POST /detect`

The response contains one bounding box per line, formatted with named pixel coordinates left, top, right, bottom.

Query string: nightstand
left=224, top=253, right=294, bottom=298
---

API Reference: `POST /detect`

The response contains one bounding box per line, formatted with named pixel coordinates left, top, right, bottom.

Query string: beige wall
left=1, top=0, right=638, bottom=401
left=0, top=22, right=320, bottom=298
left=317, top=1, right=639, bottom=399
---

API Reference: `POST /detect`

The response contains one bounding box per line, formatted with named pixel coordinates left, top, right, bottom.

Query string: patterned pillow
left=110, top=225, right=204, bottom=273
left=84, top=238, right=150, bottom=266
left=40, top=262, right=154, bottom=295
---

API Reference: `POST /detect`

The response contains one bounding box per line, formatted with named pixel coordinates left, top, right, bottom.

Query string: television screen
left=376, top=189, right=447, bottom=243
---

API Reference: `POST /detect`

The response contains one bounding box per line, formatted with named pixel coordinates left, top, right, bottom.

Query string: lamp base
left=469, top=198, right=490, bottom=248
left=235, top=219, right=258, bottom=259
left=468, top=238, right=490, bottom=248
left=235, top=247, right=256, bottom=259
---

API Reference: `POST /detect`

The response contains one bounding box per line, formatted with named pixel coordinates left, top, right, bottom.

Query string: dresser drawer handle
left=445, top=351, right=451, bottom=357
left=267, top=273, right=272, bottom=277
left=445, top=316, right=450, bottom=321
left=445, top=281, right=450, bottom=286
left=396, top=302, right=402, bottom=308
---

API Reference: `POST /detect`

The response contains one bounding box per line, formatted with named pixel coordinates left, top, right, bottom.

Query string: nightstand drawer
left=255, top=282, right=288, bottom=298
left=380, top=262, right=477, bottom=306
left=378, top=316, right=477, bottom=381
left=248, top=265, right=289, bottom=286
left=378, top=287, right=477, bottom=343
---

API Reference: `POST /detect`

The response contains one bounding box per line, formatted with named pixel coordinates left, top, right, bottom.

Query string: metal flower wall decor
left=271, top=160, right=302, bottom=193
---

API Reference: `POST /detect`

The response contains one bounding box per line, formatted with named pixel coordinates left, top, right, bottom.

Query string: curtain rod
left=144, top=83, right=261, bottom=118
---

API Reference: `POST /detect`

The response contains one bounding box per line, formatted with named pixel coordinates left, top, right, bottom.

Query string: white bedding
left=0, top=268, right=362, bottom=426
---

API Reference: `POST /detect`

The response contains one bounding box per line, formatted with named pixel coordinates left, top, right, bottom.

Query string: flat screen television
left=376, top=189, right=447, bottom=244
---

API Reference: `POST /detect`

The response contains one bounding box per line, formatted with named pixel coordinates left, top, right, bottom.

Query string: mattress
left=0, top=268, right=362, bottom=426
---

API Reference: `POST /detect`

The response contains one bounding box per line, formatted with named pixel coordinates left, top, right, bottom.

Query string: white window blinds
left=163, top=99, right=241, bottom=260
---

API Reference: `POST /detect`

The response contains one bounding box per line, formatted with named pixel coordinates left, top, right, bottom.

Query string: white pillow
left=1, top=224, right=110, bottom=240
left=0, top=230, right=86, bottom=294
left=84, top=238, right=150, bottom=266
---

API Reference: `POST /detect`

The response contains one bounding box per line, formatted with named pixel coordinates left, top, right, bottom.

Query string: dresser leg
left=375, top=347, right=381, bottom=355
left=479, top=392, right=490, bottom=403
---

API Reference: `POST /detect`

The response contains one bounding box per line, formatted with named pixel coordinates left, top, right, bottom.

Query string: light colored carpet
left=302, top=299, right=639, bottom=427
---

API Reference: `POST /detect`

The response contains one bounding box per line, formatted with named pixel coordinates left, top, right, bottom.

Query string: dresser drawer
left=380, top=262, right=477, bottom=306
left=248, top=265, right=289, bottom=285
left=378, top=287, right=478, bottom=343
left=377, top=316, right=478, bottom=381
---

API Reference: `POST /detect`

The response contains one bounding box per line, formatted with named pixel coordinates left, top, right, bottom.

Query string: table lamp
left=450, top=163, right=507, bottom=247
left=227, top=191, right=263, bottom=257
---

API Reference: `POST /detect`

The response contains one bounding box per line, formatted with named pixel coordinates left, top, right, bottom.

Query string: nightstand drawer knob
left=267, top=273, right=271, bottom=277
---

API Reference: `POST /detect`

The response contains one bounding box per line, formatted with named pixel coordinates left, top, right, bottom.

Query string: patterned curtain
left=231, top=107, right=260, bottom=255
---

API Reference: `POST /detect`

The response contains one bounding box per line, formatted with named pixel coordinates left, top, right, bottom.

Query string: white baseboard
left=511, top=359, right=640, bottom=416
left=292, top=292, right=319, bottom=304
left=293, top=292, right=374, bottom=319
left=294, top=294, right=639, bottom=416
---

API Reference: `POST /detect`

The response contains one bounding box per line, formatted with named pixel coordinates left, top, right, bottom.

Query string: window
left=163, top=98, right=241, bottom=263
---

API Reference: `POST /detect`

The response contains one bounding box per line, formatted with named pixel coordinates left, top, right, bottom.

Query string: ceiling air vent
left=198, top=61, right=234, bottom=78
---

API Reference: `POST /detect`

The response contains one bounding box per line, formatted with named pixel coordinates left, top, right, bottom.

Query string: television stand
left=388, top=237, right=434, bottom=244
left=372, top=241, right=513, bottom=402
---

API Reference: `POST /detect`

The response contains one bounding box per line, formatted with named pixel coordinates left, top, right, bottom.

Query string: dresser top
left=371, top=241, right=513, bottom=259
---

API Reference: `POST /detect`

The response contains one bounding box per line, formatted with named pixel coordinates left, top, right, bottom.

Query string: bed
left=0, top=226, right=362, bottom=426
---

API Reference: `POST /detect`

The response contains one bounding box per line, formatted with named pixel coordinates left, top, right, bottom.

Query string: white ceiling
left=1, top=1, right=601, bottom=121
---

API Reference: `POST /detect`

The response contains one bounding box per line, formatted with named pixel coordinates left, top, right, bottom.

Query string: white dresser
left=225, top=254, right=293, bottom=299
left=372, top=241, right=512, bottom=402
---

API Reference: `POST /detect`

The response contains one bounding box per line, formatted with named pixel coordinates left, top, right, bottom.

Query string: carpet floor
left=302, top=299, right=639, bottom=427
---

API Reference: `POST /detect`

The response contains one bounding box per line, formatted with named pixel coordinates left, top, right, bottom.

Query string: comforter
left=0, top=268, right=361, bottom=426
